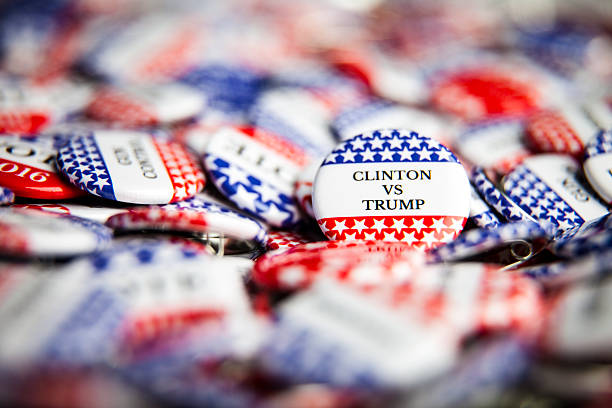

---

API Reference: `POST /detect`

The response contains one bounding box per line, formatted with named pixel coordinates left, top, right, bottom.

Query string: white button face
left=312, top=128, right=470, bottom=249
left=56, top=130, right=204, bottom=204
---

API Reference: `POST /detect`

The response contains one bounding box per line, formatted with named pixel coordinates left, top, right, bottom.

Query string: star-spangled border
left=584, top=130, right=612, bottom=159
left=429, top=221, right=546, bottom=262
left=503, top=164, right=585, bottom=234
left=552, top=213, right=612, bottom=257
left=266, top=230, right=310, bottom=252
left=56, top=132, right=116, bottom=201
left=106, top=196, right=268, bottom=245
left=0, top=186, right=14, bottom=205
left=204, top=154, right=301, bottom=228
left=317, top=215, right=466, bottom=250
left=471, top=167, right=544, bottom=228
left=471, top=211, right=501, bottom=229
left=321, top=129, right=459, bottom=166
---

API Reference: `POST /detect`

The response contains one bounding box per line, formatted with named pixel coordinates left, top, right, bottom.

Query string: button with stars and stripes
left=312, top=128, right=470, bottom=249
left=105, top=193, right=268, bottom=246
left=0, top=208, right=112, bottom=258
left=583, top=130, right=612, bottom=204
left=203, top=126, right=309, bottom=228
left=525, top=104, right=600, bottom=157
left=0, top=135, right=84, bottom=200
left=56, top=129, right=205, bottom=204
left=502, top=154, right=609, bottom=237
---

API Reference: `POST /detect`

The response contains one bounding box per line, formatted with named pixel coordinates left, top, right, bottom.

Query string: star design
left=341, top=150, right=357, bottom=162
left=80, top=172, right=94, bottom=185
left=221, top=165, right=250, bottom=186
left=91, top=177, right=110, bottom=189
left=359, top=149, right=376, bottom=162
left=400, top=231, right=418, bottom=245
left=261, top=202, right=292, bottom=225
left=368, top=138, right=385, bottom=150
left=421, top=231, right=439, bottom=248
left=391, top=218, right=406, bottom=230
left=352, top=218, right=368, bottom=234
left=254, top=182, right=279, bottom=203
left=387, top=137, right=404, bottom=149
left=372, top=218, right=387, bottom=231
left=448, top=218, right=465, bottom=232
left=379, top=148, right=395, bottom=161
left=397, top=147, right=412, bottom=160
left=363, top=231, right=377, bottom=240
left=410, top=217, right=426, bottom=232
left=231, top=184, right=260, bottom=213
left=406, top=137, right=423, bottom=149
left=434, top=149, right=453, bottom=161
left=383, top=231, right=399, bottom=241
left=430, top=217, right=448, bottom=233
left=334, top=219, right=350, bottom=235
left=349, top=138, right=366, bottom=151
left=417, top=148, right=433, bottom=161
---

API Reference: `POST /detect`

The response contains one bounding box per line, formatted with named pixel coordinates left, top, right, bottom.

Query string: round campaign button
left=86, top=82, right=206, bottom=127
left=204, top=126, right=309, bottom=228
left=0, top=186, right=14, bottom=205
left=583, top=130, right=612, bottom=204
left=525, top=104, right=600, bottom=157
left=502, top=154, right=609, bottom=237
left=0, top=208, right=112, bottom=258
left=457, top=119, right=531, bottom=174
left=105, top=193, right=268, bottom=246
left=0, top=135, right=84, bottom=199
left=56, top=130, right=205, bottom=204
left=312, top=128, right=470, bottom=249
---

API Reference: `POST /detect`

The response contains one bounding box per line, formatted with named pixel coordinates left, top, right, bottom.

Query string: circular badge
left=56, top=130, right=205, bottom=204
left=312, top=128, right=470, bottom=249
left=0, top=135, right=84, bottom=199
left=0, top=208, right=112, bottom=257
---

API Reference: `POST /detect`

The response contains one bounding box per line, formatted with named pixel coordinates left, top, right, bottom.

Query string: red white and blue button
left=313, top=128, right=470, bottom=249
left=56, top=130, right=205, bottom=204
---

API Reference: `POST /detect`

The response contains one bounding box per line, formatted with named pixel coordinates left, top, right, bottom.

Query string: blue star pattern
left=204, top=154, right=301, bottom=228
left=430, top=221, right=546, bottom=262
left=471, top=167, right=544, bottom=228
left=56, top=133, right=115, bottom=200
left=322, top=128, right=459, bottom=166
left=0, top=186, right=14, bottom=205
left=552, top=213, right=612, bottom=257
left=503, top=164, right=585, bottom=235
left=332, top=100, right=394, bottom=138
left=584, top=130, right=612, bottom=159
left=471, top=211, right=501, bottom=229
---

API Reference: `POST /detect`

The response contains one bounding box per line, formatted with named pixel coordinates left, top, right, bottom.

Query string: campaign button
left=332, top=99, right=451, bottom=144
left=250, top=87, right=337, bottom=157
left=0, top=135, right=84, bottom=199
left=265, top=230, right=313, bottom=253
left=312, top=129, right=470, bottom=249
left=11, top=202, right=127, bottom=223
left=56, top=130, right=205, bottom=204
left=86, top=82, right=206, bottom=127
left=457, top=119, right=531, bottom=173
left=502, top=154, right=609, bottom=236
left=551, top=213, right=612, bottom=257
left=0, top=208, right=112, bottom=257
left=203, top=126, right=308, bottom=228
left=430, top=66, right=541, bottom=122
left=469, top=184, right=500, bottom=230
left=253, top=241, right=426, bottom=291
left=471, top=167, right=546, bottom=228
left=583, top=130, right=612, bottom=204
left=105, top=193, right=268, bottom=246
left=525, top=104, right=600, bottom=156
left=0, top=186, right=14, bottom=205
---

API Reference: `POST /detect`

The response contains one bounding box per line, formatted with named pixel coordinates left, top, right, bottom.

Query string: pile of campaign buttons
left=0, top=1, right=612, bottom=407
